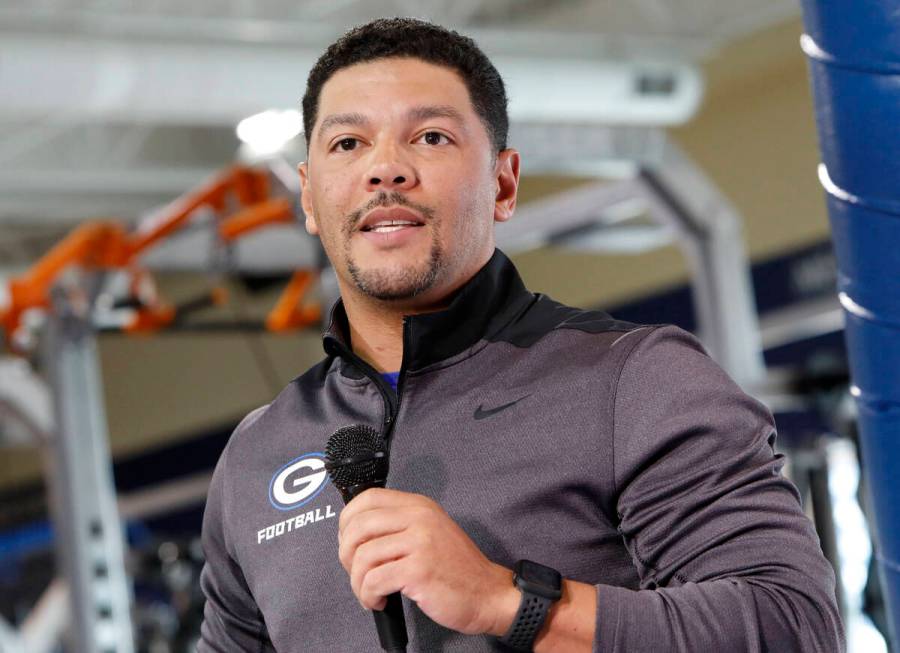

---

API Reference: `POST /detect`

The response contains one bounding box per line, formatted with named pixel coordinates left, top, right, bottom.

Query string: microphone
left=325, top=424, right=408, bottom=653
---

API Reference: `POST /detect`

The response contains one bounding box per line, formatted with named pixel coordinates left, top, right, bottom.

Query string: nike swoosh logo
left=474, top=394, right=532, bottom=420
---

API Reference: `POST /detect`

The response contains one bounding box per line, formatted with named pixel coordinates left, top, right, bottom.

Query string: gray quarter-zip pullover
left=198, top=249, right=843, bottom=652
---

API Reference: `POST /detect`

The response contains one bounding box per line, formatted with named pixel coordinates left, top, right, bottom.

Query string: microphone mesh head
left=325, top=424, right=388, bottom=490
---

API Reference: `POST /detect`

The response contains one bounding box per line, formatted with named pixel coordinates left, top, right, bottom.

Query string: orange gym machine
left=1, top=163, right=320, bottom=350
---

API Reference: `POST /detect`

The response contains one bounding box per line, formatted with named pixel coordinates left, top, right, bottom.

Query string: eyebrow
left=316, top=112, right=369, bottom=140
left=406, top=105, right=466, bottom=126
left=316, top=105, right=467, bottom=142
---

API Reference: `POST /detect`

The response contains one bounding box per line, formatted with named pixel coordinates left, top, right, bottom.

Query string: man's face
left=299, top=57, right=519, bottom=306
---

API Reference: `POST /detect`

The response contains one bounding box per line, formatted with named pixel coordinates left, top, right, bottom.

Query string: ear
left=493, top=148, right=520, bottom=224
left=298, top=161, right=319, bottom=236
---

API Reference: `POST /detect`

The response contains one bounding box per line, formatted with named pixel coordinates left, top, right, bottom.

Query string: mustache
left=346, top=191, right=436, bottom=231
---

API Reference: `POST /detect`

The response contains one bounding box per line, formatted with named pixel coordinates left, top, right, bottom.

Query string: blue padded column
left=799, top=1, right=900, bottom=643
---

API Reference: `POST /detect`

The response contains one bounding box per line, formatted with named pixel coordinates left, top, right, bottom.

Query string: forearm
left=534, top=579, right=596, bottom=652
left=592, top=579, right=843, bottom=653
left=485, top=569, right=841, bottom=653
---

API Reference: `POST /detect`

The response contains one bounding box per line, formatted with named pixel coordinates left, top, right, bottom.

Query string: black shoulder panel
left=490, top=294, right=644, bottom=348
left=290, top=356, right=334, bottom=389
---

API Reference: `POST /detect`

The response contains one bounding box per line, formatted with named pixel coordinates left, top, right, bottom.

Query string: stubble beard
left=342, top=192, right=445, bottom=302
left=346, top=235, right=444, bottom=301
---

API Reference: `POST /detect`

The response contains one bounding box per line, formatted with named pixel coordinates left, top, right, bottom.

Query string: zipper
left=379, top=317, right=411, bottom=458
left=333, top=317, right=410, bottom=458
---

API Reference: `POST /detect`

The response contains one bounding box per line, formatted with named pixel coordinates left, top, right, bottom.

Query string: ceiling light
left=236, top=109, right=303, bottom=155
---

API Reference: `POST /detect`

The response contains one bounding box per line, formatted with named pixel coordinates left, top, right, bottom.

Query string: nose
left=364, top=145, right=417, bottom=192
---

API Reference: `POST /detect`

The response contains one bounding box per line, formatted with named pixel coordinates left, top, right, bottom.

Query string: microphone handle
left=341, top=481, right=408, bottom=652
left=373, top=592, right=408, bottom=652
left=342, top=479, right=384, bottom=503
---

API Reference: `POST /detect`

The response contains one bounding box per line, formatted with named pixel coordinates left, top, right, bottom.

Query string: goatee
left=342, top=191, right=443, bottom=301
left=347, top=239, right=443, bottom=301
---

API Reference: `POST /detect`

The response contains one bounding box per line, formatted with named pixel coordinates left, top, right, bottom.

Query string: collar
left=322, top=249, right=535, bottom=373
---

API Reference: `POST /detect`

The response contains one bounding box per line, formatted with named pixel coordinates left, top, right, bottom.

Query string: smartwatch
left=498, top=559, right=562, bottom=651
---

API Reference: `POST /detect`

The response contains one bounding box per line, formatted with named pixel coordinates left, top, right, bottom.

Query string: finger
left=349, top=531, right=412, bottom=600
left=338, top=508, right=409, bottom=571
left=358, top=557, right=410, bottom=611
left=338, top=488, right=427, bottom=536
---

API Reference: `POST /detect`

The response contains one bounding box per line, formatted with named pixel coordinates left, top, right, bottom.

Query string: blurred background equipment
left=0, top=1, right=891, bottom=651
left=0, top=160, right=322, bottom=653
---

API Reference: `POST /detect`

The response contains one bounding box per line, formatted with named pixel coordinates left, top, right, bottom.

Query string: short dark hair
left=302, top=17, right=508, bottom=154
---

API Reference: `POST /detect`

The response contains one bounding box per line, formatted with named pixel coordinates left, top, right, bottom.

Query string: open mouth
left=361, top=220, right=424, bottom=234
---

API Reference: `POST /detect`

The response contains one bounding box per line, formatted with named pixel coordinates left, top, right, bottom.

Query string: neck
left=343, top=292, right=406, bottom=373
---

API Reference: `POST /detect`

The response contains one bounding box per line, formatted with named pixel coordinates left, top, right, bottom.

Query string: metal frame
left=639, top=139, right=766, bottom=387
left=497, top=131, right=766, bottom=386
left=40, top=281, right=135, bottom=653
left=0, top=579, right=69, bottom=653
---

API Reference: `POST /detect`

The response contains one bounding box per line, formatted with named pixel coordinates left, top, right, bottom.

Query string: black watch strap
left=498, top=592, right=554, bottom=651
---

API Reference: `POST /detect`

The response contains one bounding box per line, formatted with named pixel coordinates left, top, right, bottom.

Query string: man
left=198, top=17, right=843, bottom=652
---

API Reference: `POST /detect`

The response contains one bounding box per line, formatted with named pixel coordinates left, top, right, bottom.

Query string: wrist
left=485, top=564, right=522, bottom=637
left=492, top=559, right=564, bottom=650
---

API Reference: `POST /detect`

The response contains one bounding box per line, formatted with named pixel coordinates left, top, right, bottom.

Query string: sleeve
left=197, top=408, right=277, bottom=653
left=593, top=325, right=844, bottom=653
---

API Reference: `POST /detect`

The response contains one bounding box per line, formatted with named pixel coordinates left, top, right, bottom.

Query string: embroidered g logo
left=268, top=453, right=329, bottom=511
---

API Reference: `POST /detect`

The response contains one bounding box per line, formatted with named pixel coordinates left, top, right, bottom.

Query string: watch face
left=516, top=560, right=562, bottom=600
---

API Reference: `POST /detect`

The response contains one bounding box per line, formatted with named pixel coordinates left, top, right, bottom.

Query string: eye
left=417, top=131, right=451, bottom=146
left=333, top=137, right=359, bottom=152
